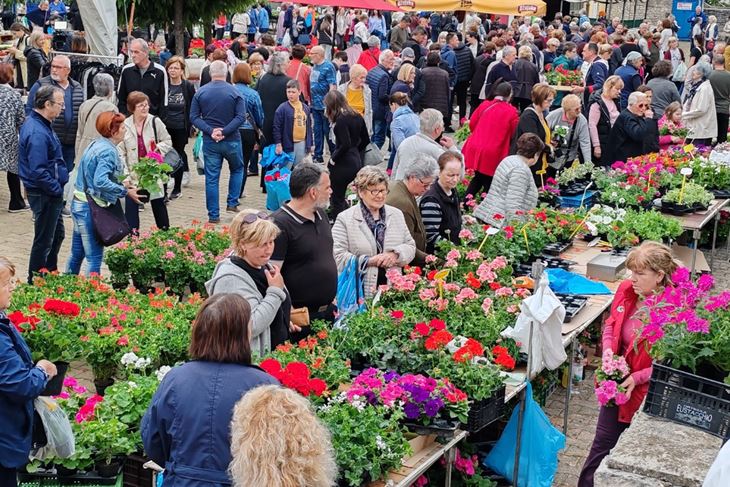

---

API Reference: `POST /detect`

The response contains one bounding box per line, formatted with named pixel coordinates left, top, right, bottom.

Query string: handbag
left=672, top=61, right=687, bottom=82
left=152, top=116, right=183, bottom=173
left=362, top=142, right=383, bottom=166
left=290, top=307, right=310, bottom=327
left=86, top=195, right=131, bottom=246
left=193, top=131, right=204, bottom=175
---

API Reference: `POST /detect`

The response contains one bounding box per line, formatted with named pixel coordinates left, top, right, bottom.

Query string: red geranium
left=390, top=310, right=405, bottom=320
left=492, top=345, right=516, bottom=370
left=7, top=311, right=40, bottom=332
left=427, top=270, right=438, bottom=281
left=413, top=322, right=430, bottom=337
left=429, top=318, right=446, bottom=331
left=465, top=272, right=481, bottom=289
left=424, top=330, right=453, bottom=350
left=42, top=298, right=81, bottom=317
left=454, top=338, right=485, bottom=363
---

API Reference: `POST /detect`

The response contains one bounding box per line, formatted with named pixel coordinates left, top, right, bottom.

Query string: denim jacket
left=234, top=83, right=264, bottom=131
left=75, top=137, right=127, bottom=205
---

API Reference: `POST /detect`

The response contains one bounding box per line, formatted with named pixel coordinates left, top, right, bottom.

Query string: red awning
left=271, top=0, right=401, bottom=12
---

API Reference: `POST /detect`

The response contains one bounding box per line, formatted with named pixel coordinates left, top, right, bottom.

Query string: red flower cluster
left=259, top=358, right=327, bottom=397
left=390, top=310, right=405, bottom=320
left=43, top=298, right=81, bottom=317
left=425, top=330, right=453, bottom=351
left=453, top=338, right=485, bottom=363
left=410, top=318, right=447, bottom=340
left=7, top=311, right=40, bottom=333
left=465, top=272, right=481, bottom=290
left=403, top=265, right=422, bottom=276
left=492, top=345, right=516, bottom=370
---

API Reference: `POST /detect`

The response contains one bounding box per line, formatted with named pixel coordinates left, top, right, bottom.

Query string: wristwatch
left=36, top=365, right=51, bottom=381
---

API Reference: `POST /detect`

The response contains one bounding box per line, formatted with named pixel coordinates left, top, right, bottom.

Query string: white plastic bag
left=282, top=31, right=292, bottom=48
left=30, top=397, right=75, bottom=460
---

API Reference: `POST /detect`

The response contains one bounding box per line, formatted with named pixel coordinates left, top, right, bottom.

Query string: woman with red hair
left=66, top=111, right=142, bottom=275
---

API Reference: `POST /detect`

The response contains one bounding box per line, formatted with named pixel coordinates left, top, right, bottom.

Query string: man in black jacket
left=117, top=38, right=169, bottom=117
left=403, top=27, right=428, bottom=67
left=605, top=92, right=650, bottom=165
left=453, top=34, right=475, bottom=123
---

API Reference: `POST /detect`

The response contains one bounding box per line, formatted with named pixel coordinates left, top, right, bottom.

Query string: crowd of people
left=3, top=4, right=730, bottom=486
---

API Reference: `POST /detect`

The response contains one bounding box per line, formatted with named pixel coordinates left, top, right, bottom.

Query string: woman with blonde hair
left=588, top=75, right=623, bottom=166
left=390, top=63, right=416, bottom=98
left=578, top=241, right=679, bottom=487
left=24, top=31, right=47, bottom=89
left=206, top=209, right=293, bottom=355
left=337, top=63, right=373, bottom=133
left=229, top=385, right=337, bottom=487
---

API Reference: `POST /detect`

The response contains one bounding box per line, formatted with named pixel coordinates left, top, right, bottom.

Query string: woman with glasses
left=605, top=91, right=652, bottom=165
left=206, top=209, right=293, bottom=354
left=323, top=90, right=370, bottom=219
left=332, top=166, right=416, bottom=299
left=545, top=94, right=592, bottom=169
left=420, top=152, right=464, bottom=253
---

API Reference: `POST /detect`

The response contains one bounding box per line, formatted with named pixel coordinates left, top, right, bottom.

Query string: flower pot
left=55, top=464, right=78, bottom=478
left=94, top=377, right=115, bottom=396
left=96, top=461, right=121, bottom=478
left=40, top=361, right=69, bottom=396
left=136, top=189, right=150, bottom=204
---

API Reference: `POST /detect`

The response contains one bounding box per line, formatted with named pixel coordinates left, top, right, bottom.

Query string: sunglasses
left=241, top=212, right=269, bottom=224
left=637, top=103, right=649, bottom=108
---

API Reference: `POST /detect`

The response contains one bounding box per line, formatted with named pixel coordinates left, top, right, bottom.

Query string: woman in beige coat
left=9, top=24, right=29, bottom=89
left=332, top=166, right=416, bottom=299
left=681, top=61, right=717, bottom=146
left=118, top=91, right=173, bottom=231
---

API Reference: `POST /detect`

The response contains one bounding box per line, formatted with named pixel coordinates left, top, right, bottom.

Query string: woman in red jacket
left=462, top=81, right=519, bottom=198
left=578, top=241, right=679, bottom=487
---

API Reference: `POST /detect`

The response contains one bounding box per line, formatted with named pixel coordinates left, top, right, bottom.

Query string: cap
left=401, top=47, right=415, bottom=59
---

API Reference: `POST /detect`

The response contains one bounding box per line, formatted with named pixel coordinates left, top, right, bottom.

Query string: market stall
left=387, top=0, right=546, bottom=16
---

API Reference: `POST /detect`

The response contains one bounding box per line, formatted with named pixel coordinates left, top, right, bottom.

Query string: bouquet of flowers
left=594, top=350, right=631, bottom=407
left=544, top=64, right=583, bottom=86
left=658, top=116, right=690, bottom=139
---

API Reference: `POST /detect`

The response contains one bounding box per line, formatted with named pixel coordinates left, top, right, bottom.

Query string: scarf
left=360, top=204, right=386, bottom=253
left=230, top=256, right=291, bottom=350
left=684, top=77, right=705, bottom=107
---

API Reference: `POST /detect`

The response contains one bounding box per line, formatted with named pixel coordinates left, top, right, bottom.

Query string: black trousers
left=717, top=112, right=729, bottom=145
left=329, top=159, right=360, bottom=220
left=454, top=80, right=470, bottom=122
left=168, top=127, right=190, bottom=194
left=125, top=195, right=169, bottom=232
left=7, top=172, right=25, bottom=209
left=465, top=171, right=493, bottom=199
left=0, top=464, right=17, bottom=487
left=239, top=128, right=257, bottom=197
left=26, top=189, right=64, bottom=284
left=469, top=93, right=483, bottom=117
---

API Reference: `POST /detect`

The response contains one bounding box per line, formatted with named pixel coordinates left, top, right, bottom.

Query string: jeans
left=372, top=117, right=388, bottom=149
left=202, top=139, right=244, bottom=220
left=312, top=109, right=334, bottom=160
left=27, top=189, right=65, bottom=284
left=61, top=143, right=76, bottom=204
left=578, top=406, right=630, bottom=487
left=66, top=198, right=104, bottom=275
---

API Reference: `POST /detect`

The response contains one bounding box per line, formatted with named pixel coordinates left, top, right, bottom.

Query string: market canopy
left=271, top=0, right=402, bottom=12
left=387, top=0, right=546, bottom=16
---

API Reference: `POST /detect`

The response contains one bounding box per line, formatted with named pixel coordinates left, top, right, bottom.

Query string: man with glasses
left=18, top=85, right=67, bottom=283
left=605, top=91, right=651, bottom=166
left=26, top=54, right=83, bottom=217
left=117, top=38, right=169, bottom=117
left=546, top=94, right=592, bottom=170
left=386, top=155, right=439, bottom=266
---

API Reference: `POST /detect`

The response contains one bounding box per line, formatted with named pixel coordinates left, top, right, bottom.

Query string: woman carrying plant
left=206, top=209, right=293, bottom=355
left=0, top=256, right=58, bottom=487
left=682, top=61, right=717, bottom=146
left=141, top=293, right=279, bottom=486
left=420, top=152, right=464, bottom=253
left=118, top=91, right=172, bottom=232
left=578, top=241, right=679, bottom=487
left=588, top=75, right=623, bottom=166
left=324, top=90, right=370, bottom=219
left=657, top=101, right=686, bottom=150
left=332, top=166, right=416, bottom=299
left=474, top=133, right=545, bottom=226
left=512, top=83, right=556, bottom=186
left=67, top=112, right=142, bottom=275
left=462, top=81, right=519, bottom=197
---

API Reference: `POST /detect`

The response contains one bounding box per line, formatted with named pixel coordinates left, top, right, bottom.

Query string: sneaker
left=8, top=204, right=30, bottom=213
left=247, top=170, right=259, bottom=176
left=139, top=204, right=145, bottom=212
left=182, top=171, right=190, bottom=187
left=170, top=191, right=182, bottom=200
left=226, top=206, right=239, bottom=213
left=61, top=207, right=71, bottom=217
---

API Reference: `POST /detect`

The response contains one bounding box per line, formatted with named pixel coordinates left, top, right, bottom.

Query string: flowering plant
left=454, top=117, right=471, bottom=144
left=658, top=116, right=689, bottom=139
left=594, top=350, right=631, bottom=407
left=544, top=64, right=583, bottom=85
left=538, top=177, right=561, bottom=207
left=133, top=150, right=173, bottom=196
left=662, top=182, right=714, bottom=208
left=346, top=368, right=470, bottom=424
left=259, top=358, right=328, bottom=398
left=557, top=161, right=594, bottom=185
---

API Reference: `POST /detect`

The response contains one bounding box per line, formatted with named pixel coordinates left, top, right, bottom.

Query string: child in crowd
left=657, top=101, right=686, bottom=150
left=273, top=79, right=313, bottom=167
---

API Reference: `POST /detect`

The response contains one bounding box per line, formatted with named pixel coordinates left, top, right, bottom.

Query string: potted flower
left=132, top=150, right=173, bottom=202
left=661, top=182, right=713, bottom=214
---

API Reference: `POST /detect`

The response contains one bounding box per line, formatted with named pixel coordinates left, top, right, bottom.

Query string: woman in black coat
left=512, top=46, right=540, bottom=113
left=324, top=90, right=370, bottom=219
left=163, top=56, right=196, bottom=198
left=512, top=83, right=557, bottom=185
left=23, top=32, right=47, bottom=90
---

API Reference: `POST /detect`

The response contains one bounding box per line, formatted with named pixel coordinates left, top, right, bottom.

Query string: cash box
left=586, top=253, right=627, bottom=282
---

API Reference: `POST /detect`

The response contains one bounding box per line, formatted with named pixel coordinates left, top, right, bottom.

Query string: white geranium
left=155, top=365, right=172, bottom=381
left=121, top=352, right=139, bottom=367
left=135, top=357, right=152, bottom=370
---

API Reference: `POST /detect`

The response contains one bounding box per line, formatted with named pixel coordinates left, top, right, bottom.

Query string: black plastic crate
left=556, top=294, right=588, bottom=323
left=643, top=362, right=730, bottom=439
left=542, top=241, right=573, bottom=256
left=464, top=385, right=506, bottom=433
left=122, top=454, right=154, bottom=487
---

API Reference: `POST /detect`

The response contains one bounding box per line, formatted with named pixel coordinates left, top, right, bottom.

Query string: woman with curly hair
left=229, top=385, right=337, bottom=487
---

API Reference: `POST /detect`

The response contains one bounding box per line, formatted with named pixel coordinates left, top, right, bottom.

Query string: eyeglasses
left=136, top=102, right=150, bottom=108
left=418, top=178, right=433, bottom=189
left=50, top=101, right=65, bottom=109
left=241, top=211, right=270, bottom=224
left=637, top=103, right=649, bottom=108
left=364, top=188, right=388, bottom=197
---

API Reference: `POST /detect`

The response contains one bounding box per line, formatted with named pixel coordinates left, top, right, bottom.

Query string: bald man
left=117, top=38, right=169, bottom=117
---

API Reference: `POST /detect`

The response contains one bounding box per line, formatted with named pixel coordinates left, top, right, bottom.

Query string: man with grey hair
left=710, top=54, right=730, bottom=144
left=26, top=54, right=83, bottom=217
left=386, top=154, right=439, bottom=265
left=19, top=85, right=67, bottom=283
left=257, top=51, right=291, bottom=146
left=309, top=45, right=337, bottom=163
left=605, top=92, right=650, bottom=164
left=270, top=162, right=338, bottom=328
left=190, top=60, right=246, bottom=224
left=117, top=38, right=168, bottom=116
left=366, top=49, right=395, bottom=148
left=75, top=73, right=118, bottom=157
left=483, top=45, right=516, bottom=99
left=392, top=108, right=460, bottom=181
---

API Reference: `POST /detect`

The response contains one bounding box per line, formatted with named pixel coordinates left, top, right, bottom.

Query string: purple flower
left=424, top=398, right=444, bottom=417
left=409, top=385, right=430, bottom=403
left=697, top=273, right=715, bottom=291
left=404, top=402, right=421, bottom=419
left=384, top=370, right=400, bottom=382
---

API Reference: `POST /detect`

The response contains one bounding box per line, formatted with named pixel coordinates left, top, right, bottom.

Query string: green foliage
left=662, top=182, right=714, bottom=207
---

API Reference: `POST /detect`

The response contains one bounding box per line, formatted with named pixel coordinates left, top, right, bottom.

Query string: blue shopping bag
left=484, top=383, right=565, bottom=487
left=260, top=144, right=294, bottom=170
left=264, top=166, right=292, bottom=211
left=334, top=257, right=366, bottom=328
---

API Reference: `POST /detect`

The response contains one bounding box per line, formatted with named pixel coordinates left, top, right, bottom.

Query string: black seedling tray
left=556, top=293, right=588, bottom=323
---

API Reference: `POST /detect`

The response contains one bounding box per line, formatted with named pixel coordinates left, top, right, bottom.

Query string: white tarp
left=76, top=0, right=117, bottom=58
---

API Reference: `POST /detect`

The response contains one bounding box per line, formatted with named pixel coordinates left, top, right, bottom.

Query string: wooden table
left=668, top=199, right=729, bottom=277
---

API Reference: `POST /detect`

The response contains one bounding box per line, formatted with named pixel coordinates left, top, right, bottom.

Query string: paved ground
left=3, top=137, right=730, bottom=486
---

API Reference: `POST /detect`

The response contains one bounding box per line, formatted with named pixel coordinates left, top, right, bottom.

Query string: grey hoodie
left=205, top=258, right=288, bottom=358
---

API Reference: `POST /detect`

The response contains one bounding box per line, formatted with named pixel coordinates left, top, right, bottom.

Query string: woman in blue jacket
left=141, top=293, right=279, bottom=487
left=615, top=51, right=644, bottom=110
left=233, top=63, right=265, bottom=190
left=389, top=92, right=419, bottom=155
left=66, top=112, right=141, bottom=276
left=1, top=256, right=57, bottom=487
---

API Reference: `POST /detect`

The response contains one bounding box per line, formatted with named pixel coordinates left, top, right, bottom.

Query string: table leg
left=512, top=388, right=527, bottom=486
left=445, top=444, right=456, bottom=487
left=564, top=339, right=575, bottom=435
left=691, top=229, right=700, bottom=279
left=711, top=213, right=720, bottom=270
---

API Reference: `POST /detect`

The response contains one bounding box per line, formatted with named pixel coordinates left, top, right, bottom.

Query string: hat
left=401, top=47, right=415, bottom=59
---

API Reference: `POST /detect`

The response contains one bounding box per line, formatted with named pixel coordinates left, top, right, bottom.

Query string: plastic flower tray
left=555, top=294, right=588, bottom=323
left=122, top=454, right=154, bottom=487
left=403, top=417, right=460, bottom=438
left=711, top=189, right=730, bottom=199
left=463, top=385, right=506, bottom=433
left=18, top=470, right=122, bottom=487
left=559, top=180, right=591, bottom=196
left=643, top=362, right=730, bottom=439
left=658, top=200, right=708, bottom=216
left=542, top=241, right=573, bottom=256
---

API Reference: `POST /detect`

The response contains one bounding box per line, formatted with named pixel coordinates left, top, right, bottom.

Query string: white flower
left=375, top=435, right=387, bottom=451
left=135, top=357, right=151, bottom=370
left=619, top=198, right=626, bottom=204
left=155, top=365, right=172, bottom=381
left=611, top=191, right=618, bottom=198
left=121, top=352, right=139, bottom=367
left=128, top=381, right=138, bottom=388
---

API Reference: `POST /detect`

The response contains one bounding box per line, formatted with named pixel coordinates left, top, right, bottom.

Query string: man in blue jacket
left=366, top=49, right=395, bottom=149
left=257, top=3, right=269, bottom=34
left=190, top=61, right=246, bottom=224
left=309, top=45, right=337, bottom=163
left=19, top=85, right=68, bottom=284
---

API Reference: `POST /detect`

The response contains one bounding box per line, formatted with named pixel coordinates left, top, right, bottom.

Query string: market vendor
left=578, top=241, right=679, bottom=487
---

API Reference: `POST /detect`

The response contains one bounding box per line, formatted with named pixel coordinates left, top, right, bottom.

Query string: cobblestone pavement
left=3, top=137, right=730, bottom=486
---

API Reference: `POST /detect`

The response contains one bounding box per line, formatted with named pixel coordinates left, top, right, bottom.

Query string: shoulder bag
left=152, top=116, right=183, bottom=173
